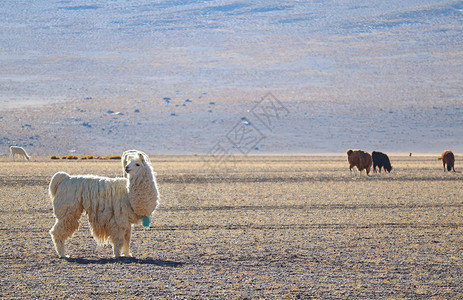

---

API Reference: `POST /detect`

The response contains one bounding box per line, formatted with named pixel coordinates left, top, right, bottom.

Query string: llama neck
left=128, top=167, right=159, bottom=217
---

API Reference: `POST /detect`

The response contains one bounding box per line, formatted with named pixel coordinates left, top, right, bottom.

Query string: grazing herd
left=6, top=145, right=457, bottom=175
left=347, top=149, right=456, bottom=175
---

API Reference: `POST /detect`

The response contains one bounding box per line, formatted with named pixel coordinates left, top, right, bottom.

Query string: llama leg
left=49, top=216, right=80, bottom=258
left=121, top=227, right=132, bottom=257
left=349, top=165, right=355, bottom=175
left=110, top=231, right=125, bottom=258
left=113, top=245, right=121, bottom=258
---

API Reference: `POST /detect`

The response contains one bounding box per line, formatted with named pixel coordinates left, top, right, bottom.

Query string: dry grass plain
left=0, top=155, right=462, bottom=299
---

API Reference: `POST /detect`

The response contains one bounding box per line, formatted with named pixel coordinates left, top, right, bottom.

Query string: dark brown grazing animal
left=438, top=150, right=455, bottom=172
left=372, top=151, right=392, bottom=173
left=347, top=149, right=373, bottom=175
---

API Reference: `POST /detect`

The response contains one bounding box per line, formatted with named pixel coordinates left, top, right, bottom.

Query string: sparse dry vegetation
left=80, top=155, right=95, bottom=160
left=62, top=155, right=79, bottom=160
left=1, top=155, right=462, bottom=298
left=50, top=155, right=121, bottom=160
left=108, top=155, right=121, bottom=160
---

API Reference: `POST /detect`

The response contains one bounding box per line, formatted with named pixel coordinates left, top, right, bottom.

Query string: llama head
left=385, top=165, right=393, bottom=173
left=124, top=153, right=147, bottom=177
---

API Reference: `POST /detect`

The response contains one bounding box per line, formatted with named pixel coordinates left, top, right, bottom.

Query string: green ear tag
left=142, top=216, right=150, bottom=228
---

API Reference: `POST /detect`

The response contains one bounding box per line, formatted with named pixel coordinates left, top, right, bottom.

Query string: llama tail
left=49, top=172, right=70, bottom=199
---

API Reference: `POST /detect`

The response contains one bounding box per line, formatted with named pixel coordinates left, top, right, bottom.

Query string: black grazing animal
left=372, top=151, right=392, bottom=173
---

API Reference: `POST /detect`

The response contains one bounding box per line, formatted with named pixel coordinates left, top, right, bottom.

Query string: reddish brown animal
left=347, top=149, right=373, bottom=175
left=438, top=150, right=455, bottom=172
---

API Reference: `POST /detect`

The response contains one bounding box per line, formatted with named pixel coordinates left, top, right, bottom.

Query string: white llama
left=49, top=151, right=160, bottom=258
left=10, top=146, right=30, bottom=161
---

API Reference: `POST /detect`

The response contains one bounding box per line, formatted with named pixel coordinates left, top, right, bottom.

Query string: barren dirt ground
left=1, top=155, right=462, bottom=298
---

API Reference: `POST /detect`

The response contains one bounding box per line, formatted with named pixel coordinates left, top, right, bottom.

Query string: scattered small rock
left=107, top=110, right=124, bottom=116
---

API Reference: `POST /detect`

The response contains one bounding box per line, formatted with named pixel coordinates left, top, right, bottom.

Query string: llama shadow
left=65, top=257, right=183, bottom=267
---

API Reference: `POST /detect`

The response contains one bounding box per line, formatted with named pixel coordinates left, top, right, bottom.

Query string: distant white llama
left=10, top=146, right=30, bottom=161
left=49, top=150, right=160, bottom=258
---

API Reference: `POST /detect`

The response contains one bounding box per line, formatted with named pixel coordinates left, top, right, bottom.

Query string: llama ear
left=138, top=153, right=145, bottom=163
